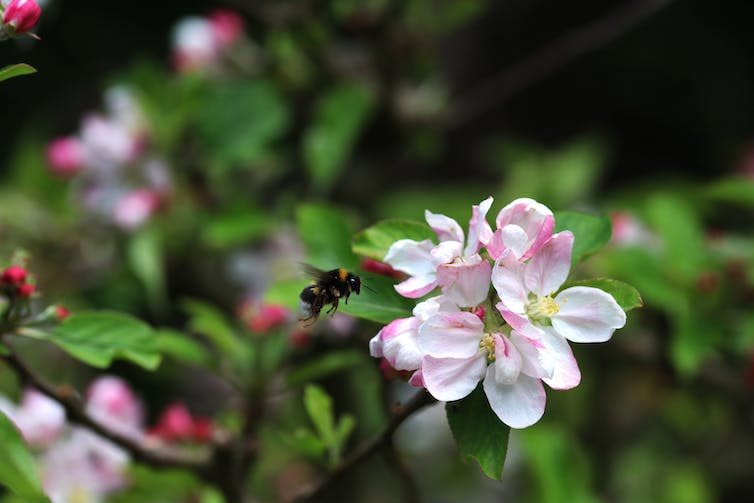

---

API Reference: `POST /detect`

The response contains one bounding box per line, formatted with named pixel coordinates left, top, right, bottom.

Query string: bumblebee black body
left=299, top=267, right=361, bottom=323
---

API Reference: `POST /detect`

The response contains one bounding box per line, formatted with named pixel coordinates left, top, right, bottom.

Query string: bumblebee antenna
left=363, top=283, right=377, bottom=294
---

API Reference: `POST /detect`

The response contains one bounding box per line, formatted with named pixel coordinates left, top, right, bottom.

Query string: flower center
left=525, top=295, right=559, bottom=323
left=479, top=333, right=495, bottom=362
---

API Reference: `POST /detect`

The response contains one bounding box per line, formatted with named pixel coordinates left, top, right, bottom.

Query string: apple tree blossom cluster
left=370, top=198, right=627, bottom=428
left=0, top=376, right=215, bottom=503
left=45, top=86, right=171, bottom=231
left=170, top=9, right=246, bottom=73
left=0, top=0, right=41, bottom=40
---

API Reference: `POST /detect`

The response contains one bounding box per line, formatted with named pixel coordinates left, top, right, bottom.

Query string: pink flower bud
left=1, top=265, right=27, bottom=285
left=46, top=136, right=86, bottom=177
left=86, top=376, right=144, bottom=438
left=55, top=304, right=71, bottom=321
left=208, top=9, right=244, bottom=49
left=2, top=0, right=41, bottom=35
left=360, top=257, right=403, bottom=279
left=17, top=282, right=35, bottom=297
left=192, top=418, right=213, bottom=442
left=149, top=403, right=212, bottom=442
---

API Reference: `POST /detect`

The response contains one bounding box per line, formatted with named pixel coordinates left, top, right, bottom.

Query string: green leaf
left=304, top=384, right=336, bottom=446
left=263, top=278, right=304, bottom=312
left=565, top=278, right=643, bottom=312
left=446, top=384, right=510, bottom=480
left=196, top=80, right=291, bottom=166
left=128, top=227, right=166, bottom=315
left=338, top=272, right=413, bottom=324
left=0, top=64, right=36, bottom=83
left=519, top=424, right=599, bottom=503
left=302, top=83, right=375, bottom=193
left=554, top=211, right=612, bottom=265
left=181, top=299, right=241, bottom=357
left=705, top=177, right=754, bottom=207
left=47, top=311, right=161, bottom=370
left=352, top=219, right=435, bottom=261
left=153, top=329, right=211, bottom=366
left=0, top=411, right=50, bottom=501
left=289, top=428, right=326, bottom=458
left=644, top=195, right=706, bottom=283
left=201, top=206, right=273, bottom=248
left=296, top=203, right=358, bottom=269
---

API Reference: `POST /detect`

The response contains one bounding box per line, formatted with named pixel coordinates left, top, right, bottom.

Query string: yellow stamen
left=525, top=295, right=559, bottom=323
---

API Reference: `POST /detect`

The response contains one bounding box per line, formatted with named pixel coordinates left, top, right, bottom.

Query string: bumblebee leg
left=326, top=296, right=339, bottom=314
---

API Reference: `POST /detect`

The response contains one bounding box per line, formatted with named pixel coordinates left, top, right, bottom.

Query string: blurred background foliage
left=1, top=0, right=754, bottom=502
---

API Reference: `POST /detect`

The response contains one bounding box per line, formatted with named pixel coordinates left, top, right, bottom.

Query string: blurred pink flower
left=171, top=16, right=217, bottom=72
left=610, top=211, right=657, bottom=247
left=208, top=9, right=244, bottom=49
left=85, top=376, right=144, bottom=440
left=42, top=428, right=130, bottom=503
left=148, top=402, right=214, bottom=443
left=46, top=136, right=86, bottom=177
left=4, top=389, right=65, bottom=448
left=112, top=189, right=161, bottom=230
left=1, top=0, right=41, bottom=36
left=80, top=114, right=139, bottom=169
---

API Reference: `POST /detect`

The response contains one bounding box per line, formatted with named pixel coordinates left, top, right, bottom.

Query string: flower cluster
left=46, top=86, right=171, bottom=231
left=170, top=9, right=245, bottom=73
left=1, top=264, right=34, bottom=298
left=0, top=0, right=41, bottom=39
left=370, top=197, right=626, bottom=428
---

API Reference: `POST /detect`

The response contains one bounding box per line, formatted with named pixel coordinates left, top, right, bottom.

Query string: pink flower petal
left=394, top=275, right=438, bottom=298
left=500, top=224, right=529, bottom=258
left=371, top=317, right=423, bottom=371
left=425, top=209, right=464, bottom=243
left=422, top=355, right=487, bottom=401
left=418, top=312, right=484, bottom=359
left=491, top=252, right=528, bottom=313
left=430, top=240, right=463, bottom=265
left=408, top=369, right=424, bottom=387
left=436, top=256, right=492, bottom=307
left=464, top=196, right=494, bottom=257
left=521, top=214, right=555, bottom=260
left=483, top=371, right=546, bottom=429
left=524, top=231, right=573, bottom=297
left=412, top=295, right=458, bottom=320
left=539, top=327, right=581, bottom=390
left=552, top=286, right=626, bottom=343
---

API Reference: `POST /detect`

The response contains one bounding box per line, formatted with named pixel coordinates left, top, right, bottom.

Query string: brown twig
left=1, top=336, right=213, bottom=471
left=293, top=389, right=436, bottom=502
left=444, top=0, right=676, bottom=130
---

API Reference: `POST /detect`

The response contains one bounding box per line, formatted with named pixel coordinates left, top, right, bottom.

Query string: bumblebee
left=299, top=265, right=361, bottom=323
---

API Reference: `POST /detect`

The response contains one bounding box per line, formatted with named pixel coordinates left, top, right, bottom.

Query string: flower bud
left=2, top=0, right=41, bottom=36
left=17, top=283, right=35, bottom=297
left=46, top=136, right=86, bottom=177
left=55, top=304, right=71, bottom=321
left=1, top=265, right=27, bottom=285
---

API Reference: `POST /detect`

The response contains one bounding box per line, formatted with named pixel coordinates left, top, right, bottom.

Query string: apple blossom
left=3, top=389, right=66, bottom=448
left=208, top=9, right=245, bottom=49
left=112, top=189, right=161, bottom=230
left=486, top=197, right=555, bottom=261
left=46, top=136, right=86, bottom=177
left=492, top=231, right=626, bottom=344
left=85, top=376, right=144, bottom=440
left=384, top=197, right=493, bottom=305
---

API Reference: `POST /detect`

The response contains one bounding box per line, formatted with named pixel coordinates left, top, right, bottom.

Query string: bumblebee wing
left=300, top=263, right=329, bottom=281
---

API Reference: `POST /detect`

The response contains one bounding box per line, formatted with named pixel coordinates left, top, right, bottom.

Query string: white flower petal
left=524, top=231, right=573, bottom=297
left=501, top=224, right=529, bottom=259
left=552, top=286, right=626, bottom=343
left=430, top=240, right=463, bottom=265
left=412, top=295, right=458, bottom=320
left=483, top=370, right=546, bottom=429
left=510, top=329, right=554, bottom=380
left=491, top=252, right=528, bottom=313
left=422, top=355, right=487, bottom=402
left=539, top=327, right=581, bottom=390
left=418, top=312, right=484, bottom=358
left=425, top=209, right=464, bottom=243
left=464, top=196, right=494, bottom=257
left=436, top=256, right=491, bottom=308
left=384, top=239, right=436, bottom=276
left=491, top=334, right=521, bottom=385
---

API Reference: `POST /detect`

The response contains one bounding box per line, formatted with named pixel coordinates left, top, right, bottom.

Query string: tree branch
left=293, top=389, right=436, bottom=502
left=1, top=336, right=215, bottom=471
left=444, top=0, right=675, bottom=129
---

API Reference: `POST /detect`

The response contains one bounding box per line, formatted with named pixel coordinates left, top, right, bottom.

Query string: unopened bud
left=17, top=283, right=35, bottom=297
left=1, top=0, right=41, bottom=37
left=2, top=265, right=27, bottom=285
